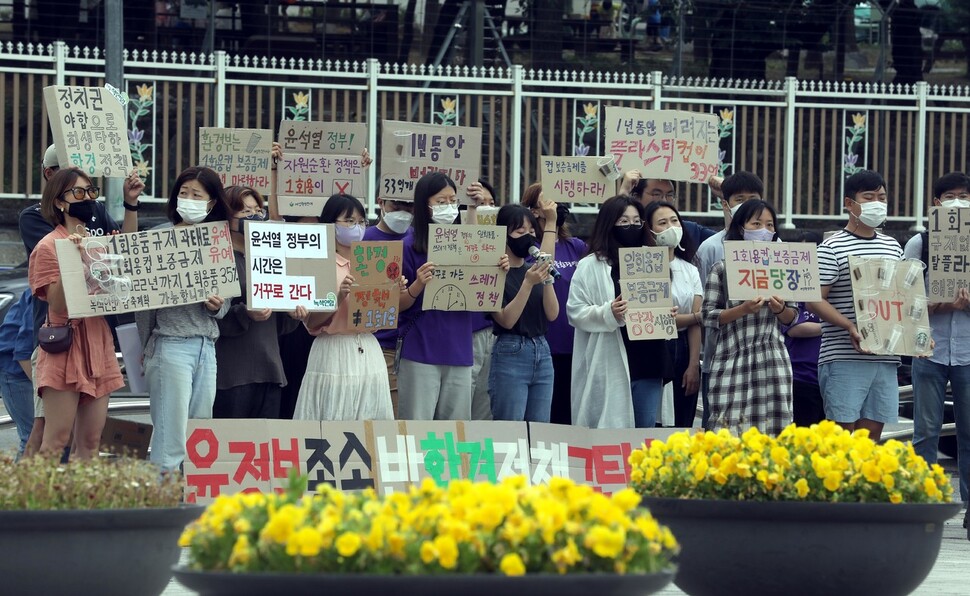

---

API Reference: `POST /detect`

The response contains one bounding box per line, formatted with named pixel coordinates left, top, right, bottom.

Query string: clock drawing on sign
left=430, top=284, right=467, bottom=311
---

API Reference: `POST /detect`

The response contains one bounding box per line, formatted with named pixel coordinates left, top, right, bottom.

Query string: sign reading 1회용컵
left=723, top=241, right=822, bottom=302
left=927, top=206, right=970, bottom=302
left=43, top=85, right=133, bottom=178
left=246, top=221, right=338, bottom=311
left=276, top=121, right=368, bottom=217
left=618, top=247, right=677, bottom=340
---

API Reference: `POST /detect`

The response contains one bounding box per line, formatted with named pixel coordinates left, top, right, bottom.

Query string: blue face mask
left=743, top=228, right=774, bottom=243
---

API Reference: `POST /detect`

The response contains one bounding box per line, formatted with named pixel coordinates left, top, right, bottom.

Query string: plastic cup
left=885, top=323, right=904, bottom=353
left=878, top=259, right=897, bottom=290
left=855, top=290, right=879, bottom=322
left=909, top=296, right=927, bottom=321
left=914, top=326, right=932, bottom=355
left=597, top=156, right=622, bottom=182
left=851, top=259, right=875, bottom=290
left=902, top=259, right=925, bottom=289
left=859, top=323, right=881, bottom=353
left=394, top=130, right=413, bottom=162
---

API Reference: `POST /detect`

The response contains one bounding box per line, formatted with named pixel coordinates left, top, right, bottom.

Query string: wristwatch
left=123, top=201, right=141, bottom=212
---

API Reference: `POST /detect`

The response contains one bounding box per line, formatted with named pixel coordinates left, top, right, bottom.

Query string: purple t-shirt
left=781, top=303, right=821, bottom=386
left=544, top=237, right=587, bottom=354
left=399, top=234, right=473, bottom=366
left=362, top=225, right=412, bottom=350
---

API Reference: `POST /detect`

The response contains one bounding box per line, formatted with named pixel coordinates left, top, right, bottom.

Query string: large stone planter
left=0, top=505, right=203, bottom=596
left=641, top=497, right=960, bottom=596
left=173, top=568, right=676, bottom=596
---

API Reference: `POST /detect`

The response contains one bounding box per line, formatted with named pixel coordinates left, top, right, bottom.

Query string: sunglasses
left=63, top=186, right=100, bottom=200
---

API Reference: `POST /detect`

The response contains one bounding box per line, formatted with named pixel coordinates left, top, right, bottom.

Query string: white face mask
left=855, top=200, right=887, bottom=228
left=729, top=203, right=744, bottom=218
left=431, top=204, right=459, bottom=225
left=652, top=225, right=683, bottom=248
left=383, top=210, right=413, bottom=234
left=177, top=198, right=210, bottom=224
left=941, top=198, right=970, bottom=209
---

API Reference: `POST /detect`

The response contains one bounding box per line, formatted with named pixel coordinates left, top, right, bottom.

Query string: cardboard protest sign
left=618, top=247, right=677, bottom=340
left=723, top=241, right=822, bottom=302
left=927, top=206, right=970, bottom=301
left=54, top=222, right=240, bottom=318
left=604, top=107, right=719, bottom=183
left=379, top=120, right=482, bottom=202
left=276, top=121, right=368, bottom=217
left=539, top=156, right=613, bottom=203
left=347, top=241, right=403, bottom=332
left=199, top=127, right=273, bottom=194
left=849, top=256, right=932, bottom=357
left=245, top=221, right=338, bottom=312
left=43, top=85, right=133, bottom=178
left=422, top=224, right=506, bottom=312
left=460, top=206, right=500, bottom=225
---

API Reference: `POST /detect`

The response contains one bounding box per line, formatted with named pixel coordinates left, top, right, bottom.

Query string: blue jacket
left=0, top=290, right=35, bottom=380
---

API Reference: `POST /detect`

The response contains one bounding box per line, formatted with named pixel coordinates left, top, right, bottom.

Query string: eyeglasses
left=63, top=186, right=100, bottom=200
left=238, top=207, right=265, bottom=217
left=647, top=191, right=677, bottom=201
left=335, top=219, right=367, bottom=228
left=615, top=221, right=643, bottom=230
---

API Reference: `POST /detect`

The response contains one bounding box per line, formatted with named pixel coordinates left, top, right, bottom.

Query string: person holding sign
left=644, top=201, right=704, bottom=427
left=397, top=173, right=509, bottom=421
left=808, top=171, right=904, bottom=442
left=620, top=172, right=717, bottom=245
left=294, top=194, right=397, bottom=421
left=904, top=172, right=970, bottom=507
left=135, top=167, right=232, bottom=472
left=28, top=168, right=125, bottom=458
left=567, top=195, right=673, bottom=429
left=487, top=204, right=559, bottom=422
left=213, top=185, right=306, bottom=419
left=701, top=199, right=795, bottom=436
left=521, top=182, right=588, bottom=425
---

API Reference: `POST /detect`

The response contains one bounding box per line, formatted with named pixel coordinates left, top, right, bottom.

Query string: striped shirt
left=817, top=229, right=903, bottom=365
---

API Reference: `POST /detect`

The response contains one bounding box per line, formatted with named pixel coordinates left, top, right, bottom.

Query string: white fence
left=3, top=41, right=970, bottom=229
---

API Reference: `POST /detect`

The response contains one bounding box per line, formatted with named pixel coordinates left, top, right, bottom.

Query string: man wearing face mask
left=809, top=170, right=903, bottom=443
left=903, top=172, right=970, bottom=516
left=620, top=172, right=718, bottom=245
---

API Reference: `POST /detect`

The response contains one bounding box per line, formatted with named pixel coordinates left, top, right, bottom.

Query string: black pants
left=792, top=379, right=825, bottom=427
left=670, top=335, right=699, bottom=427
left=550, top=353, right=573, bottom=425
left=213, top=382, right=282, bottom=419
left=279, top=325, right=314, bottom=419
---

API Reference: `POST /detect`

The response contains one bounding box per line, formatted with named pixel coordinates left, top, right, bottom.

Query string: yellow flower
left=611, top=488, right=640, bottom=512
left=228, top=534, right=252, bottom=567
left=293, top=91, right=309, bottom=108
left=719, top=108, right=734, bottom=122
left=440, top=97, right=456, bottom=113
left=335, top=532, right=362, bottom=557
left=287, top=527, right=324, bottom=557
left=584, top=525, right=625, bottom=559
left=823, top=471, right=842, bottom=492
left=852, top=113, right=866, bottom=128
left=260, top=504, right=304, bottom=544
left=133, top=160, right=149, bottom=178
left=233, top=518, right=252, bottom=534
left=434, top=535, right=459, bottom=569
left=890, top=492, right=903, bottom=504
left=136, top=84, right=153, bottom=101
left=794, top=478, right=809, bottom=498
left=178, top=527, right=195, bottom=548
left=552, top=538, right=582, bottom=573
left=419, top=540, right=437, bottom=564
left=499, top=553, right=526, bottom=576
left=583, top=102, right=597, bottom=118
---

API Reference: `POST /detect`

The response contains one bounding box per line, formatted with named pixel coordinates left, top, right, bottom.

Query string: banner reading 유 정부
left=54, top=222, right=240, bottom=318
left=927, top=206, right=970, bottom=302
left=422, top=224, right=506, bottom=312
left=379, top=120, right=482, bottom=202
left=347, top=241, right=404, bottom=332
left=43, top=85, right=133, bottom=178
left=604, top=107, right=719, bottom=183
left=277, top=121, right=368, bottom=217
left=539, top=156, right=612, bottom=203
left=723, top=241, right=821, bottom=302
left=199, top=127, right=274, bottom=194
left=617, top=247, right=677, bottom=340
left=246, top=221, right=338, bottom=312
left=849, top=255, right=932, bottom=357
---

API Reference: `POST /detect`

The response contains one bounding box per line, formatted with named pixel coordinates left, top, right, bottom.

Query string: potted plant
left=175, top=475, right=678, bottom=596
left=629, top=421, right=959, bottom=596
left=0, top=453, right=201, bottom=596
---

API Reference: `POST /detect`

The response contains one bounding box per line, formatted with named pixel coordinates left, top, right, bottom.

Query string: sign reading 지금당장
left=723, top=241, right=821, bottom=302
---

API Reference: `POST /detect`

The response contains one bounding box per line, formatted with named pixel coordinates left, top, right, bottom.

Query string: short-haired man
left=620, top=172, right=717, bottom=245
left=903, top=171, right=970, bottom=514
left=809, top=170, right=902, bottom=442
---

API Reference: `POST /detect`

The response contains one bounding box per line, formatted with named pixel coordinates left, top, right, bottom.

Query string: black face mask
left=612, top=225, right=643, bottom=248
left=66, top=200, right=96, bottom=223
left=556, top=205, right=570, bottom=228
left=507, top=234, right=536, bottom=259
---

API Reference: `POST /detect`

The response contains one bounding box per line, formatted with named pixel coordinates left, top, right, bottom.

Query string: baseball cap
left=42, top=144, right=60, bottom=168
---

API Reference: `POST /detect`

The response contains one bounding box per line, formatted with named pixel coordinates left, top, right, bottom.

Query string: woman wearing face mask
left=213, top=186, right=307, bottom=419
left=29, top=168, right=125, bottom=458
left=294, top=194, right=399, bottom=421
left=644, top=201, right=704, bottom=427
left=521, top=183, right=587, bottom=425
left=135, top=166, right=231, bottom=472
left=397, top=172, right=510, bottom=420
left=701, top=199, right=795, bottom=436
left=567, top=195, right=673, bottom=429
left=487, top=205, right=558, bottom=422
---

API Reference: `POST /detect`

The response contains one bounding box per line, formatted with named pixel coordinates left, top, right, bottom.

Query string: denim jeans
left=145, top=336, right=216, bottom=472
left=912, top=358, right=970, bottom=503
left=488, top=335, right=554, bottom=422
left=632, top=377, right=663, bottom=428
left=0, top=370, right=34, bottom=455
